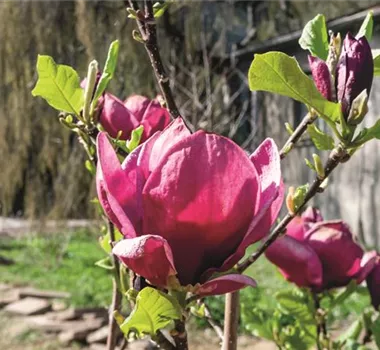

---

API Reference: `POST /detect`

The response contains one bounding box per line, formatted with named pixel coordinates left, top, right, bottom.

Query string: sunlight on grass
left=0, top=229, right=111, bottom=307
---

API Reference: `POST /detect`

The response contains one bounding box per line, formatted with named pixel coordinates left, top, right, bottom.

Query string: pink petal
left=356, top=250, right=378, bottom=284
left=96, top=132, right=142, bottom=237
left=124, top=95, right=151, bottom=121
left=287, top=207, right=323, bottom=241
left=113, top=235, right=177, bottom=288
left=138, top=117, right=192, bottom=179
left=196, top=274, right=256, bottom=297
left=124, top=95, right=170, bottom=141
left=142, top=131, right=259, bottom=285
left=305, top=221, right=364, bottom=289
left=100, top=93, right=139, bottom=140
left=207, top=138, right=283, bottom=277
left=366, top=256, right=380, bottom=310
left=265, top=235, right=323, bottom=289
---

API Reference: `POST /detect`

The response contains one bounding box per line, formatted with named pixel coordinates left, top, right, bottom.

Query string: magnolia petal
left=305, top=220, right=364, bottom=289
left=100, top=93, right=139, bottom=140
left=113, top=235, right=177, bottom=288
left=265, top=235, right=323, bottom=289
left=356, top=250, right=378, bottom=284
left=138, top=117, right=191, bottom=179
left=366, top=256, right=380, bottom=310
left=124, top=95, right=170, bottom=141
left=96, top=132, right=142, bottom=237
left=203, top=138, right=283, bottom=280
left=142, top=131, right=259, bottom=285
left=196, top=274, right=256, bottom=297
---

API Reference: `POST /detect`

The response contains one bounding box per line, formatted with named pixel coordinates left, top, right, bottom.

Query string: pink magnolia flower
left=96, top=118, right=284, bottom=296
left=100, top=94, right=170, bottom=142
left=366, top=254, right=380, bottom=310
left=266, top=217, right=377, bottom=291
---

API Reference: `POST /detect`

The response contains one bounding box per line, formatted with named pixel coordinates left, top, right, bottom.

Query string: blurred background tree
left=0, top=0, right=377, bottom=224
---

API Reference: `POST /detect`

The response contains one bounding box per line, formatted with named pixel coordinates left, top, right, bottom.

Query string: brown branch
left=280, top=112, right=317, bottom=159
left=127, top=0, right=181, bottom=120
left=171, top=320, right=189, bottom=350
left=106, top=221, right=123, bottom=350
left=222, top=292, right=240, bottom=350
left=237, top=145, right=345, bottom=273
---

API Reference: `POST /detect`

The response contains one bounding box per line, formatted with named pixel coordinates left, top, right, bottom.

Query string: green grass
left=0, top=232, right=371, bottom=333
left=0, top=229, right=112, bottom=307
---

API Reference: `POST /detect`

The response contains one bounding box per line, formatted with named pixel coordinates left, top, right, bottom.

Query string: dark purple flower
left=336, top=33, right=373, bottom=118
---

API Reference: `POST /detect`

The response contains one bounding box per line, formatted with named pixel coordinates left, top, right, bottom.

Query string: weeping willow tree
left=0, top=0, right=375, bottom=218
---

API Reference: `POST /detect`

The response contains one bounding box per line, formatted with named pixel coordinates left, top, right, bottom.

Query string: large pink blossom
left=266, top=210, right=377, bottom=291
left=96, top=118, right=284, bottom=296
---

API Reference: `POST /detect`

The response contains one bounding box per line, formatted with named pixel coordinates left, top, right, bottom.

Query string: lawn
left=0, top=230, right=371, bottom=330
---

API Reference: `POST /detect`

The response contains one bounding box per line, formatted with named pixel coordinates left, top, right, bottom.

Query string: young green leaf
left=120, top=287, right=181, bottom=337
left=307, top=124, right=335, bottom=150
left=92, top=40, right=120, bottom=104
left=355, top=119, right=380, bottom=144
left=356, top=11, right=373, bottom=41
left=293, top=184, right=309, bottom=211
left=299, top=14, right=329, bottom=60
left=95, top=256, right=114, bottom=270
left=31, top=55, right=84, bottom=116
left=153, top=2, right=169, bottom=18
left=248, top=52, right=341, bottom=122
left=305, top=158, right=316, bottom=171
left=126, top=125, right=144, bottom=152
left=99, top=229, right=123, bottom=254
left=372, top=50, right=380, bottom=76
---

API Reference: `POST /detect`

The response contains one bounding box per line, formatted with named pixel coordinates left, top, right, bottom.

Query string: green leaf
left=337, top=319, right=363, bottom=343
left=127, top=125, right=144, bottom=152
left=329, top=280, right=358, bottom=309
left=95, top=256, right=114, bottom=270
left=31, top=55, right=84, bottom=116
left=275, top=289, right=315, bottom=325
left=356, top=11, right=373, bottom=41
left=153, top=2, right=169, bottom=18
left=372, top=50, right=380, bottom=76
left=120, top=287, right=181, bottom=337
left=299, top=14, right=329, bottom=60
left=99, top=229, right=123, bottom=254
left=307, top=124, right=335, bottom=150
left=242, top=308, right=275, bottom=340
left=248, top=52, right=341, bottom=122
left=371, top=315, right=380, bottom=348
left=293, top=184, right=310, bottom=212
left=356, top=119, right=380, bottom=144
left=92, top=40, right=120, bottom=104
left=305, top=158, right=316, bottom=171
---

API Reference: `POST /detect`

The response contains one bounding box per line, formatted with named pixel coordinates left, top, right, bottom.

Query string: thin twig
left=222, top=292, right=240, bottom=350
left=127, top=0, right=181, bottom=120
left=237, top=145, right=345, bottom=273
left=280, top=112, right=317, bottom=159
left=203, top=302, right=224, bottom=341
left=106, top=221, right=123, bottom=350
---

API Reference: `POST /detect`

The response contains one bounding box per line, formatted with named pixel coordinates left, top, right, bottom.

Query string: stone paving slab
left=4, top=297, right=51, bottom=315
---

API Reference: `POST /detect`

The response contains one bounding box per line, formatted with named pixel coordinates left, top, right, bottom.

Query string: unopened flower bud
left=336, top=33, right=373, bottom=119
left=83, top=60, right=99, bottom=123
left=308, top=56, right=333, bottom=101
left=347, top=89, right=369, bottom=125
